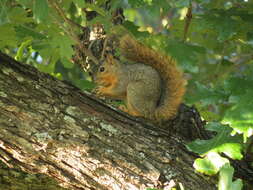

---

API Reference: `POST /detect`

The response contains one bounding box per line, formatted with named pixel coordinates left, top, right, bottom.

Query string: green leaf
left=0, top=0, right=9, bottom=25
left=36, top=61, right=56, bottom=74
left=88, top=15, right=112, bottom=32
left=76, top=79, right=95, bottom=91
left=223, top=95, right=253, bottom=140
left=187, top=82, right=227, bottom=105
left=165, top=40, right=206, bottom=67
left=15, top=25, right=47, bottom=40
left=128, top=0, right=146, bottom=8
left=85, top=3, right=107, bottom=16
left=33, top=56, right=58, bottom=74
left=15, top=39, right=32, bottom=61
left=16, top=0, right=32, bottom=8
left=187, top=122, right=243, bottom=159
left=8, top=7, right=33, bottom=24
left=50, top=35, right=75, bottom=60
left=223, top=67, right=253, bottom=139
left=122, top=21, right=149, bottom=38
left=39, top=45, right=60, bottom=67
left=156, top=0, right=171, bottom=13
left=73, top=0, right=86, bottom=8
left=218, top=164, right=243, bottom=190
left=198, top=9, right=251, bottom=42
left=174, top=0, right=190, bottom=7
left=0, top=24, right=18, bottom=48
left=194, top=152, right=229, bottom=175
left=33, top=0, right=49, bottom=23
left=32, top=41, right=51, bottom=51
left=61, top=58, right=74, bottom=69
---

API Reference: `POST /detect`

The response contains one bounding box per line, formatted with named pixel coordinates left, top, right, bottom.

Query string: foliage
left=0, top=0, right=253, bottom=189
left=218, top=164, right=243, bottom=190
left=187, top=122, right=243, bottom=176
left=187, top=122, right=243, bottom=159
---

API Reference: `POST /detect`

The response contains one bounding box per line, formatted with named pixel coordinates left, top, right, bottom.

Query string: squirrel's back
left=120, top=35, right=186, bottom=122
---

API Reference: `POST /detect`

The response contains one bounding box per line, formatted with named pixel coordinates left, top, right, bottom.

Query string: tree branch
left=183, top=2, right=192, bottom=42
left=0, top=52, right=219, bottom=190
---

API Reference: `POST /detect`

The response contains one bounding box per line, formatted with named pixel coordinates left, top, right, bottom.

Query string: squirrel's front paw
left=93, top=86, right=104, bottom=96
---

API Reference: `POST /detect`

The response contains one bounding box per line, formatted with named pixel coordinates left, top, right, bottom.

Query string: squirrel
left=92, top=35, right=186, bottom=122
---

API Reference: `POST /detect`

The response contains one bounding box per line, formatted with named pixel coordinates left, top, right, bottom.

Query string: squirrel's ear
left=106, top=54, right=117, bottom=65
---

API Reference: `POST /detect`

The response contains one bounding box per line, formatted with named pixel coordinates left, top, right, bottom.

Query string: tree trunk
left=0, top=52, right=219, bottom=190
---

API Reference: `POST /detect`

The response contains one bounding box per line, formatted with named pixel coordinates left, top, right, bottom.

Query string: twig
left=100, top=37, right=108, bottom=60
left=48, top=0, right=83, bottom=30
left=183, top=2, right=193, bottom=42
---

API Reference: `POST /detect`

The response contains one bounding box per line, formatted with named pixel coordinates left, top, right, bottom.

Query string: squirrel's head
left=91, top=54, right=121, bottom=86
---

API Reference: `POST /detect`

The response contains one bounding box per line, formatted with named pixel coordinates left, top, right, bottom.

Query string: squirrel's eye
left=99, top=67, right=105, bottom=72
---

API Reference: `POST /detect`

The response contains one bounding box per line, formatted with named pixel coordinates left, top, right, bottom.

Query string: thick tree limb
left=0, top=52, right=217, bottom=190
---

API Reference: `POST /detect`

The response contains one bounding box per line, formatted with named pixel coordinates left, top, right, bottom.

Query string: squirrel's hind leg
left=125, top=81, right=158, bottom=119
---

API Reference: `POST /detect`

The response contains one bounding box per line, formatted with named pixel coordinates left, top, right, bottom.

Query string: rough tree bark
left=0, top=52, right=223, bottom=190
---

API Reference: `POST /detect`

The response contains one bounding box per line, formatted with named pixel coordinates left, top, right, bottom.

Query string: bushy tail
left=120, top=35, right=186, bottom=122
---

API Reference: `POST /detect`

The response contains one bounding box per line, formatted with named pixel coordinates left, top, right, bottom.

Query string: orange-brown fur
left=95, top=74, right=124, bottom=99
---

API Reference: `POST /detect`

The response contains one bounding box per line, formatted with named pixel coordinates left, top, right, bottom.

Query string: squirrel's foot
left=119, top=105, right=128, bottom=112
left=119, top=105, right=142, bottom=117
left=93, top=86, right=104, bottom=97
